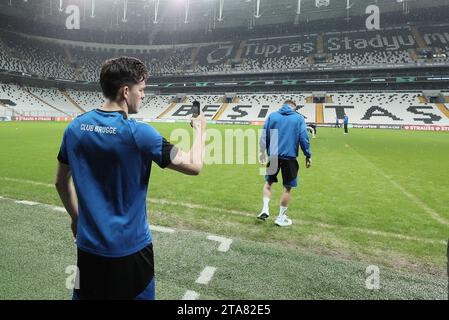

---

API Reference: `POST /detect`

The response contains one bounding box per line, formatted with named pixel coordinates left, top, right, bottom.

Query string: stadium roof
left=0, top=0, right=448, bottom=33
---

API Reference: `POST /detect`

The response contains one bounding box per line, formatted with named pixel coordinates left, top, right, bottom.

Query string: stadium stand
left=0, top=31, right=76, bottom=80
left=325, top=27, right=415, bottom=65
left=157, top=95, right=224, bottom=120
left=329, top=92, right=421, bottom=105
left=66, top=89, right=105, bottom=111
left=27, top=87, right=80, bottom=116
left=0, top=84, right=66, bottom=116
left=186, top=95, right=222, bottom=105
left=0, top=23, right=448, bottom=79
left=0, top=33, right=28, bottom=73
left=1, top=80, right=449, bottom=126
left=137, top=95, right=173, bottom=120
left=0, top=13, right=448, bottom=128
left=145, top=92, right=449, bottom=126
left=70, top=46, right=193, bottom=81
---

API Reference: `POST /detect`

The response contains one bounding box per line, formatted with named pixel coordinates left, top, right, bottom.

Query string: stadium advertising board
left=216, top=120, right=251, bottom=125
left=352, top=124, right=403, bottom=130
left=14, top=116, right=73, bottom=122
left=54, top=117, right=74, bottom=122
left=15, top=116, right=53, bottom=121
left=403, top=125, right=449, bottom=131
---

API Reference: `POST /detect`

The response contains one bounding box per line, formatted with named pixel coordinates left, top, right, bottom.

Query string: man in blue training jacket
left=344, top=114, right=349, bottom=134
left=258, top=100, right=312, bottom=227
left=55, top=57, right=206, bottom=300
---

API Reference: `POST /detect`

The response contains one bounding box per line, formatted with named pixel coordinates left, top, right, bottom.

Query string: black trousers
left=344, top=124, right=348, bottom=133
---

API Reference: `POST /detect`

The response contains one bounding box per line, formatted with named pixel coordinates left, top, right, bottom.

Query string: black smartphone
left=192, top=101, right=201, bottom=118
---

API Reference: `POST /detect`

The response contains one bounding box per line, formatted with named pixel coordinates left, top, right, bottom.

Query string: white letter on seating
left=66, top=5, right=80, bottom=30
left=365, top=5, right=380, bottom=31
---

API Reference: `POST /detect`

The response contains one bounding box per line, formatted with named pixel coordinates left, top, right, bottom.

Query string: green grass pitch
left=0, top=121, right=448, bottom=299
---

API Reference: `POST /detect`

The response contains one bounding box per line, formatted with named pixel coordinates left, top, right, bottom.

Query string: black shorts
left=265, top=158, right=299, bottom=188
left=74, top=243, right=154, bottom=300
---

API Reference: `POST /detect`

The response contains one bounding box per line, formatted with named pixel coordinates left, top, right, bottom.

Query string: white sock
left=262, top=197, right=270, bottom=213
left=279, top=206, right=288, bottom=218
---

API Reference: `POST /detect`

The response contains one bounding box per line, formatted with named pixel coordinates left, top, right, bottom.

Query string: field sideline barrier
left=403, top=125, right=449, bottom=131
left=6, top=117, right=449, bottom=131
left=13, top=116, right=74, bottom=122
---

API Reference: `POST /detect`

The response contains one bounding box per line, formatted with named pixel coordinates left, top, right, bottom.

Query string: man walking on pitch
left=258, top=100, right=312, bottom=227
left=55, top=57, right=206, bottom=300
left=307, top=123, right=317, bottom=139
left=344, top=114, right=349, bottom=134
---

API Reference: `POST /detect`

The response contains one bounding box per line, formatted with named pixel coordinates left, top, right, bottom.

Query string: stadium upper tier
left=1, top=84, right=448, bottom=127
left=1, top=24, right=449, bottom=81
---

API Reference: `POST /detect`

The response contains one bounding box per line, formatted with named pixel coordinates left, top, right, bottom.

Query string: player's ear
left=118, top=86, right=129, bottom=100
left=123, top=86, right=130, bottom=98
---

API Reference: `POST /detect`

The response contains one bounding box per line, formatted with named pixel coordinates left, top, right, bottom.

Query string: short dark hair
left=100, top=57, right=149, bottom=100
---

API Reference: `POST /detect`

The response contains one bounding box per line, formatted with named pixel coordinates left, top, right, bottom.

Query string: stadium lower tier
left=1, top=84, right=449, bottom=128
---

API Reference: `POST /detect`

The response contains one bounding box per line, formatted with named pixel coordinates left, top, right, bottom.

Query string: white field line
left=0, top=194, right=212, bottom=301
left=347, top=146, right=449, bottom=227
left=13, top=195, right=436, bottom=247
left=15, top=200, right=39, bottom=206
left=0, top=195, right=175, bottom=234
left=150, top=198, right=446, bottom=245
left=1, top=176, right=447, bottom=244
left=297, top=220, right=446, bottom=245
left=207, top=235, right=233, bottom=252
left=0, top=176, right=252, bottom=216
left=151, top=225, right=175, bottom=234
left=148, top=198, right=253, bottom=217
left=1, top=193, right=446, bottom=298
left=195, top=266, right=217, bottom=285
left=182, top=290, right=200, bottom=300
left=0, top=177, right=54, bottom=188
